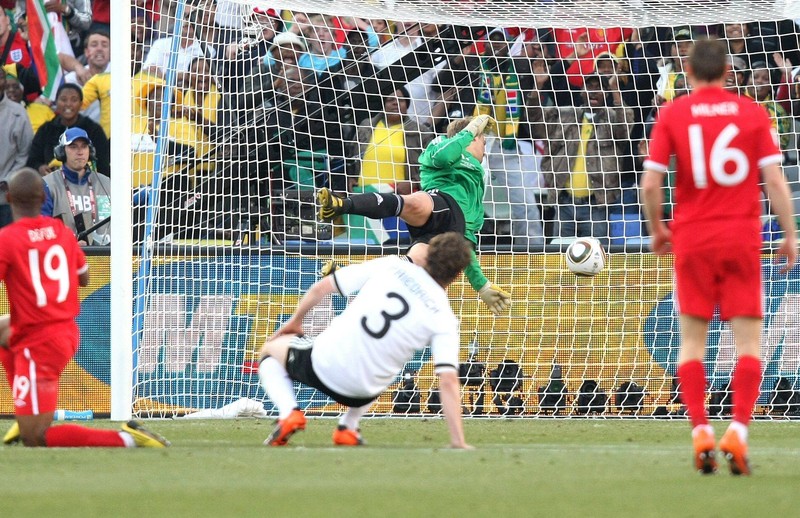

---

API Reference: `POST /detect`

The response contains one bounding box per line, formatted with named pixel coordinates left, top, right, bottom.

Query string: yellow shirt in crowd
left=360, top=120, right=407, bottom=187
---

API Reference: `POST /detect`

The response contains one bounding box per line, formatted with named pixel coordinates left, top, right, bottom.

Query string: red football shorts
left=0, top=329, right=78, bottom=416
left=674, top=244, right=763, bottom=321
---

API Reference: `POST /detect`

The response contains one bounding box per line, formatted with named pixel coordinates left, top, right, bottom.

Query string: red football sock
left=45, top=424, right=126, bottom=447
left=677, top=360, right=709, bottom=428
left=732, top=355, right=762, bottom=426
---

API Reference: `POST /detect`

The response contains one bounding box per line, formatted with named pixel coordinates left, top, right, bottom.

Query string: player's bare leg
left=0, top=314, right=9, bottom=347
left=17, top=413, right=54, bottom=447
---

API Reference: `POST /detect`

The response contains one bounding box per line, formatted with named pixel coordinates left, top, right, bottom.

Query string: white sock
left=119, top=431, right=136, bottom=448
left=338, top=402, right=372, bottom=430
left=728, top=420, right=748, bottom=443
left=259, top=357, right=297, bottom=420
left=691, top=424, right=714, bottom=439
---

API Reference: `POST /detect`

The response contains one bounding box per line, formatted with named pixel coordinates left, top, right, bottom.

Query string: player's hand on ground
left=649, top=228, right=672, bottom=256
left=479, top=282, right=512, bottom=315
left=776, top=235, right=798, bottom=274
left=466, top=114, right=494, bottom=136
left=450, top=442, right=475, bottom=450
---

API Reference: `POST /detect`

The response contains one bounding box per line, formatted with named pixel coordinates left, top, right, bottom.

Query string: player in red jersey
left=0, top=168, right=169, bottom=448
left=642, top=38, right=797, bottom=475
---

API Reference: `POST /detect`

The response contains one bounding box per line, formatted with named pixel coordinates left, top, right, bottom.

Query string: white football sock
left=728, top=420, right=748, bottom=443
left=339, top=402, right=372, bottom=430
left=259, top=357, right=297, bottom=420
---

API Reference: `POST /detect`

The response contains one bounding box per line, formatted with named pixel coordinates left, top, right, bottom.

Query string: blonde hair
left=446, top=117, right=473, bottom=138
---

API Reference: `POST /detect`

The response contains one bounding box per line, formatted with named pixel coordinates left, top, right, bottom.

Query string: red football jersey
left=644, top=86, right=783, bottom=251
left=0, top=216, right=87, bottom=345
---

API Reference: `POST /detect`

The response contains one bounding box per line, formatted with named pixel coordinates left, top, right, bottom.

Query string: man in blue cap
left=41, top=128, right=111, bottom=246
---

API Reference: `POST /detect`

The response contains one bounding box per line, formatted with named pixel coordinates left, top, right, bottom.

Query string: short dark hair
left=84, top=29, right=110, bottom=47
left=424, top=232, right=472, bottom=287
left=689, top=37, right=727, bottom=82
left=56, top=82, right=84, bottom=102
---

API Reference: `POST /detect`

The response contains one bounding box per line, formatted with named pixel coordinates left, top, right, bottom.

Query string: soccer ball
left=565, top=237, right=606, bottom=277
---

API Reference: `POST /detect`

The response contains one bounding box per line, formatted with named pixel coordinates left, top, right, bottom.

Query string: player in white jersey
left=258, top=232, right=473, bottom=448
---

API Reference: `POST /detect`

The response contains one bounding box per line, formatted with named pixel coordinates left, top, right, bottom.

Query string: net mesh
left=126, top=0, right=800, bottom=419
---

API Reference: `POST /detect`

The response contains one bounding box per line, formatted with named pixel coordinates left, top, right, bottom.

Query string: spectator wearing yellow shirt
left=3, top=65, right=54, bottom=133
left=64, top=30, right=111, bottom=137
left=169, top=56, right=220, bottom=166
left=346, top=86, right=433, bottom=195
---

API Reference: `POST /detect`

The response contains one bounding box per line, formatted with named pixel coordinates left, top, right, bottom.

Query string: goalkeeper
left=317, top=114, right=511, bottom=315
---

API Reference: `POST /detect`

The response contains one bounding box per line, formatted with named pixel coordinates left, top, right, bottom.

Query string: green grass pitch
left=2, top=418, right=798, bottom=517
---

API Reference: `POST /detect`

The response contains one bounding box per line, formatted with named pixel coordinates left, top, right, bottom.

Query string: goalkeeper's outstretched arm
left=464, top=251, right=511, bottom=315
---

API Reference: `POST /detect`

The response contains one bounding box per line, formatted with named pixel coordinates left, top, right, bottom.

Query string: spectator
left=219, top=6, right=281, bottom=94
left=131, top=7, right=154, bottom=76
left=89, top=0, right=109, bottom=33
left=14, top=0, right=92, bottom=57
left=260, top=62, right=348, bottom=192
left=64, top=30, right=111, bottom=138
left=141, top=13, right=214, bottom=83
left=475, top=28, right=545, bottom=249
left=346, top=86, right=434, bottom=195
left=718, top=22, right=767, bottom=69
left=745, top=62, right=791, bottom=151
left=655, top=27, right=693, bottom=104
left=0, top=7, right=32, bottom=69
left=3, top=65, right=54, bottom=132
left=169, top=56, right=220, bottom=167
left=0, top=65, right=33, bottom=228
left=26, top=83, right=110, bottom=176
left=725, top=55, right=749, bottom=94
left=64, top=29, right=110, bottom=86
left=190, top=0, right=223, bottom=70
left=529, top=74, right=635, bottom=244
left=41, top=127, right=111, bottom=245
left=297, top=14, right=348, bottom=74
left=370, top=21, right=424, bottom=70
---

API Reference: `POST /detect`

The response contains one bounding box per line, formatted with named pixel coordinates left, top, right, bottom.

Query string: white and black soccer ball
left=565, top=237, right=606, bottom=277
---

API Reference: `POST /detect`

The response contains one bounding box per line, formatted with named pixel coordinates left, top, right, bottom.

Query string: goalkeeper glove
left=479, top=282, right=511, bottom=315
left=465, top=114, right=494, bottom=137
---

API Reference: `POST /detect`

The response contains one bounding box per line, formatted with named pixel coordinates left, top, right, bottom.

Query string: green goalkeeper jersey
left=418, top=130, right=488, bottom=292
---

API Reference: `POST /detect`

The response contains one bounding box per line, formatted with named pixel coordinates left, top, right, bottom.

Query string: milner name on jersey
left=690, top=102, right=739, bottom=117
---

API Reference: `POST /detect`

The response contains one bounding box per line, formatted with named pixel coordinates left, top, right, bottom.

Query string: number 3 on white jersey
left=29, top=244, right=70, bottom=307
left=688, top=123, right=749, bottom=188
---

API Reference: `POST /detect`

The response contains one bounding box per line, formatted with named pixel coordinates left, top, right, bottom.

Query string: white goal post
left=110, top=0, right=800, bottom=420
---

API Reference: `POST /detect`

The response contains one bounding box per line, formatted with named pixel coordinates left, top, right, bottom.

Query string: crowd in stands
left=2, top=0, right=800, bottom=247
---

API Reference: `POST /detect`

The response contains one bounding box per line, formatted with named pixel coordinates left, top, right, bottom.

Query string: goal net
left=118, top=0, right=800, bottom=420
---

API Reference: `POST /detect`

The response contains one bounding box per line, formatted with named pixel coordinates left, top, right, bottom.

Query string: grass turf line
left=1, top=419, right=798, bottom=517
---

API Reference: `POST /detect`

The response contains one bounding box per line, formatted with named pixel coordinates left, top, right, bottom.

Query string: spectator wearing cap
left=655, top=27, right=694, bottom=104
left=41, top=127, right=111, bottom=245
left=529, top=74, right=635, bottom=243
left=26, top=83, right=110, bottom=176
left=0, top=64, right=33, bottom=228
